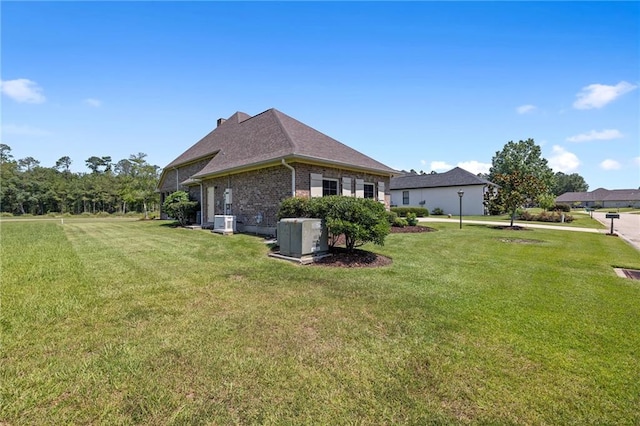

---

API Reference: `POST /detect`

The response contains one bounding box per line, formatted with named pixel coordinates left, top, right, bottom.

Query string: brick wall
left=161, top=160, right=392, bottom=231
left=200, top=165, right=292, bottom=233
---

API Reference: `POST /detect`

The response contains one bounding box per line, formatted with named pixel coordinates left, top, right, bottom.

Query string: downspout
left=281, top=159, right=295, bottom=197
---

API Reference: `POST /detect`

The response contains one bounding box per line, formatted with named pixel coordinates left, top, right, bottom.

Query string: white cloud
left=600, top=159, right=621, bottom=170
left=0, top=78, right=46, bottom=103
left=516, top=104, right=536, bottom=114
left=1, top=123, right=51, bottom=136
left=566, top=129, right=624, bottom=143
left=573, top=81, right=637, bottom=109
left=84, top=98, right=102, bottom=107
left=457, top=160, right=491, bottom=175
left=633, top=157, right=640, bottom=167
left=430, top=161, right=453, bottom=172
left=420, top=159, right=427, bottom=166
left=548, top=145, right=580, bottom=173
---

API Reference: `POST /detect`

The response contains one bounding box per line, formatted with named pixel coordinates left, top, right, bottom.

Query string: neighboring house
left=390, top=167, right=495, bottom=216
left=157, top=108, right=397, bottom=234
left=556, top=188, right=640, bottom=208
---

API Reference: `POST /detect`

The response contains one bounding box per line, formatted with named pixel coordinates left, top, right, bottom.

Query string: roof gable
left=390, top=167, right=494, bottom=190
left=163, top=108, right=396, bottom=178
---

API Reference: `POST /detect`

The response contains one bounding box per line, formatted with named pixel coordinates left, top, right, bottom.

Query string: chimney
left=217, top=118, right=226, bottom=127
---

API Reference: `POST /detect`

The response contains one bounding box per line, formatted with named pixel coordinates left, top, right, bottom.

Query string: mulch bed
left=313, top=247, right=393, bottom=268
left=490, top=225, right=530, bottom=231
left=312, top=225, right=436, bottom=268
left=390, top=225, right=437, bottom=234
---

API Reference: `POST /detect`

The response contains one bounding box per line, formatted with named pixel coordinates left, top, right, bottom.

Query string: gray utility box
left=277, top=218, right=328, bottom=258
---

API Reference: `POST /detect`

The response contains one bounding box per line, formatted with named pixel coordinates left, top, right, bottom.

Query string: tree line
left=0, top=144, right=161, bottom=217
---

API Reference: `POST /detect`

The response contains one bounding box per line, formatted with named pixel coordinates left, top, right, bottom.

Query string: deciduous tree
left=486, top=139, right=554, bottom=223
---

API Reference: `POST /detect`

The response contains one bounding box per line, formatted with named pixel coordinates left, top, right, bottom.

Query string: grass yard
left=2, top=219, right=639, bottom=424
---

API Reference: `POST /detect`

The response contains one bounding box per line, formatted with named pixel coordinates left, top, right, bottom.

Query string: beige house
left=157, top=108, right=396, bottom=234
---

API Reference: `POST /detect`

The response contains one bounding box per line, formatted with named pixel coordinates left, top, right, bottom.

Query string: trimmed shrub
left=278, top=195, right=391, bottom=251
left=406, top=212, right=418, bottom=226
left=162, top=191, right=199, bottom=226
left=431, top=207, right=444, bottom=216
left=518, top=210, right=573, bottom=223
left=393, top=217, right=408, bottom=227
left=0, top=212, right=14, bottom=217
left=386, top=210, right=398, bottom=224
left=551, top=203, right=571, bottom=212
left=390, top=207, right=429, bottom=217
left=277, top=196, right=310, bottom=219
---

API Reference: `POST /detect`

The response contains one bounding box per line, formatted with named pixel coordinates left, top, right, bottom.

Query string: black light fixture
left=457, top=189, right=464, bottom=229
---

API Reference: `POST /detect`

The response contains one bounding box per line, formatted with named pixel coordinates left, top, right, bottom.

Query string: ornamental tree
left=162, top=191, right=198, bottom=226
left=486, top=139, right=555, bottom=222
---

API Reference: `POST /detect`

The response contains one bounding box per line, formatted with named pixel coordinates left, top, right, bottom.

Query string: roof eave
left=288, top=154, right=397, bottom=176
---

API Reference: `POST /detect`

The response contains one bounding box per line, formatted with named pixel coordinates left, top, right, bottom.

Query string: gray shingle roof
left=556, top=188, right=640, bottom=203
left=164, top=108, right=396, bottom=178
left=390, top=167, right=494, bottom=190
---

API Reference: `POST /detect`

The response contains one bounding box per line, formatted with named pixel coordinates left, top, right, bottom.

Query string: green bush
left=406, top=212, right=418, bottom=226
left=393, top=217, right=408, bottom=227
left=0, top=212, right=14, bottom=217
left=551, top=203, right=571, bottom=212
left=386, top=210, right=398, bottom=224
left=390, top=207, right=429, bottom=217
left=518, top=210, right=573, bottom=223
left=162, top=191, right=199, bottom=226
left=431, top=207, right=444, bottom=216
left=277, top=196, right=311, bottom=219
left=278, top=196, right=391, bottom=251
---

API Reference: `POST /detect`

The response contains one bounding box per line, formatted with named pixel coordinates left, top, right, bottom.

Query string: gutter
left=281, top=159, right=295, bottom=196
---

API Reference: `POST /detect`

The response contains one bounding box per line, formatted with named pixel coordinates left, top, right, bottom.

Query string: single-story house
left=157, top=108, right=397, bottom=234
left=390, top=167, right=495, bottom=216
left=556, top=188, right=640, bottom=208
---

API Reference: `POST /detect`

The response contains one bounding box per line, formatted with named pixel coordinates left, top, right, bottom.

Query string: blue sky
left=2, top=1, right=638, bottom=190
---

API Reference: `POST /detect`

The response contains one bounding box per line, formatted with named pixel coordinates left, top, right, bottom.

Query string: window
left=403, top=191, right=409, bottom=205
left=323, top=179, right=338, bottom=196
left=364, top=183, right=375, bottom=199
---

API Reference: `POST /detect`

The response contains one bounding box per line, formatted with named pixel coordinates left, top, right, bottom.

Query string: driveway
left=592, top=212, right=640, bottom=252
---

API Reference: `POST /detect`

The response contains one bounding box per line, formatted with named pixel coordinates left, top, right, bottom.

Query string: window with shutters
left=322, top=179, right=338, bottom=196
left=363, top=183, right=375, bottom=199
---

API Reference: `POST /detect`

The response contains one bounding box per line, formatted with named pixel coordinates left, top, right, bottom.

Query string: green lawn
left=2, top=219, right=639, bottom=424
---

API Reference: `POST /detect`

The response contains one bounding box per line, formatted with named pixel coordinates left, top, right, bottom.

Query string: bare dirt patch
left=498, top=238, right=543, bottom=244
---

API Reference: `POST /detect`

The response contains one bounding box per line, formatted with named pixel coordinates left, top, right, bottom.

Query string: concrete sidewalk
left=418, top=217, right=601, bottom=233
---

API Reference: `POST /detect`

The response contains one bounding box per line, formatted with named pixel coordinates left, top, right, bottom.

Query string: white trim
left=322, top=177, right=339, bottom=196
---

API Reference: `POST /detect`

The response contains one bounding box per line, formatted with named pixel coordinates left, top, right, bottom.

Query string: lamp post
left=457, top=189, right=464, bottom=229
